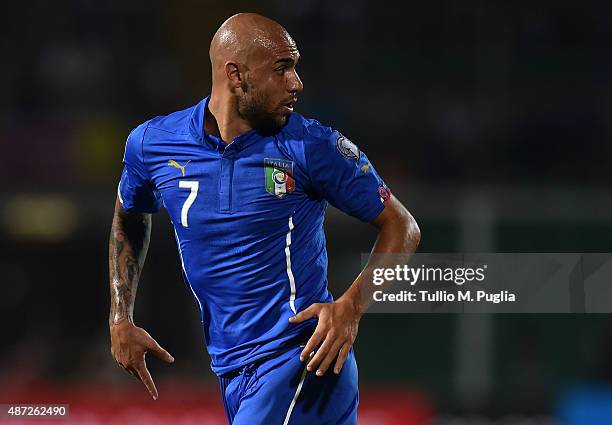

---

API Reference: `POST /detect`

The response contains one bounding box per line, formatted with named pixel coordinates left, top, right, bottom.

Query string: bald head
left=210, top=13, right=295, bottom=72
left=208, top=13, right=303, bottom=132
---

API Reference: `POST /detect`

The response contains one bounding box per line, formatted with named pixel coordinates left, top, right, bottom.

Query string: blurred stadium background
left=1, top=1, right=612, bottom=424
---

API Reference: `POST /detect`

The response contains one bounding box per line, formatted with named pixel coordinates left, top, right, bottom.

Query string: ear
left=224, top=61, right=243, bottom=89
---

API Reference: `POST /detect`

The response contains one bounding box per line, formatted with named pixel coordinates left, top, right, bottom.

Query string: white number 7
left=179, top=180, right=199, bottom=227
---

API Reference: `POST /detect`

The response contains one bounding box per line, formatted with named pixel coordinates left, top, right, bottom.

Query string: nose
left=287, top=70, right=303, bottom=94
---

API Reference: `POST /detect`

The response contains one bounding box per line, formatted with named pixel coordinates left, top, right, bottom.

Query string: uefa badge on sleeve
left=264, top=158, right=295, bottom=198
left=336, top=134, right=359, bottom=160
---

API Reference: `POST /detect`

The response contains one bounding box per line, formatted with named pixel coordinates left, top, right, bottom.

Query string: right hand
left=110, top=321, right=174, bottom=400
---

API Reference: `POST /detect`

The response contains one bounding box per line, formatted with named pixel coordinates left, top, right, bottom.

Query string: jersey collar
left=189, top=96, right=264, bottom=153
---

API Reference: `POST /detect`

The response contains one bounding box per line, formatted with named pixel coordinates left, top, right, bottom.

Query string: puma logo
left=168, top=159, right=191, bottom=177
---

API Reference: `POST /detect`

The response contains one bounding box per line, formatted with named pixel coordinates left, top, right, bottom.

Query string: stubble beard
left=237, top=82, right=286, bottom=135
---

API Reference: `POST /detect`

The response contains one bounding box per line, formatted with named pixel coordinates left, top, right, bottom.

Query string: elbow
left=375, top=196, right=421, bottom=252
left=406, top=214, right=421, bottom=251
left=395, top=206, right=420, bottom=252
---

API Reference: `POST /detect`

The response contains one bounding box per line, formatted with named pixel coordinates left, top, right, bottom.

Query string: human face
left=237, top=35, right=303, bottom=132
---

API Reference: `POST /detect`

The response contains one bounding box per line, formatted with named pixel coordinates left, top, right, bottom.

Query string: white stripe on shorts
left=282, top=351, right=313, bottom=425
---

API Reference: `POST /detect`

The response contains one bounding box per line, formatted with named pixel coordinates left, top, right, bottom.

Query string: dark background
left=1, top=1, right=611, bottom=423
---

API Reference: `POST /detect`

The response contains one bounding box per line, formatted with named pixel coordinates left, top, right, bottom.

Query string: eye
left=275, top=66, right=286, bottom=75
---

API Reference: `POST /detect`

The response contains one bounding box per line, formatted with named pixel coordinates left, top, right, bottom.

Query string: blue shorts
left=218, top=345, right=359, bottom=425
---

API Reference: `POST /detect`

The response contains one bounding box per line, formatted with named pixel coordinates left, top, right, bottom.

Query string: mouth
left=282, top=98, right=297, bottom=113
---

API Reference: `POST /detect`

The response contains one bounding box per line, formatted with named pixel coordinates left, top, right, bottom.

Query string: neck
left=206, top=89, right=253, bottom=143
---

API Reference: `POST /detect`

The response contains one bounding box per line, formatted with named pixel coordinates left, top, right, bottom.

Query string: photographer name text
left=371, top=265, right=516, bottom=304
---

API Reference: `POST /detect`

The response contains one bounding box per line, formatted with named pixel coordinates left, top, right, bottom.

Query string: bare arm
left=109, top=196, right=174, bottom=400
left=109, top=196, right=151, bottom=325
left=289, top=195, right=420, bottom=376
left=338, top=194, right=421, bottom=313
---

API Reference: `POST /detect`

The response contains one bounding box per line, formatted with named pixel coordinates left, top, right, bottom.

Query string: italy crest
left=264, top=158, right=295, bottom=198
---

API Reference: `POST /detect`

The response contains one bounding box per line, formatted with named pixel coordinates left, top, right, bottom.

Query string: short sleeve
left=304, top=125, right=390, bottom=223
left=117, top=123, right=162, bottom=213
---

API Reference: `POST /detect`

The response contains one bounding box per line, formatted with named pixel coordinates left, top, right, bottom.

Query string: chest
left=149, top=139, right=308, bottom=237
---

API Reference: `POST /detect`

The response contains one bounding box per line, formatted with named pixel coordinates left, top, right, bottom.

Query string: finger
left=126, top=367, right=138, bottom=378
left=333, top=344, right=350, bottom=374
left=300, top=328, right=325, bottom=361
left=307, top=332, right=335, bottom=372
left=147, top=339, right=175, bottom=364
left=315, top=340, right=344, bottom=377
left=289, top=304, right=321, bottom=324
left=135, top=362, right=159, bottom=400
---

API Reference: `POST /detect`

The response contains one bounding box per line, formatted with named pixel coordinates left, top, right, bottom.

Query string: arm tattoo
left=108, top=199, right=152, bottom=326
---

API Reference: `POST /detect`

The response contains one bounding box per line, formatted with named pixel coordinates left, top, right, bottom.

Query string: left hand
left=288, top=299, right=361, bottom=376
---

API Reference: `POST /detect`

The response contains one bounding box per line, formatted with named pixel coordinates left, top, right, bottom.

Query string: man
left=109, top=12, right=420, bottom=425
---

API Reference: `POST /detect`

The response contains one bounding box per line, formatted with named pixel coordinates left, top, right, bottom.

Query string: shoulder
left=273, top=113, right=336, bottom=179
left=281, top=112, right=357, bottom=162
left=278, top=113, right=342, bottom=167
left=277, top=112, right=357, bottom=177
left=142, top=104, right=196, bottom=137
left=280, top=112, right=337, bottom=146
left=124, top=103, right=197, bottom=163
left=126, top=103, right=197, bottom=150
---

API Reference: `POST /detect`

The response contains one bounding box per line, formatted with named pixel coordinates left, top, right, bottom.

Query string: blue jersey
left=118, top=97, right=389, bottom=375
